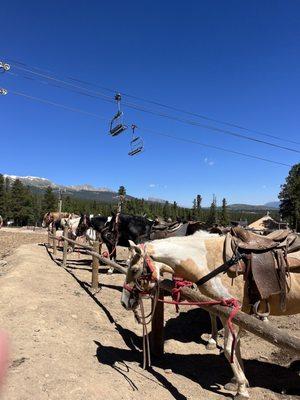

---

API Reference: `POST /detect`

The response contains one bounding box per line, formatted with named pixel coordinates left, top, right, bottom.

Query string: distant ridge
left=2, top=173, right=280, bottom=209
left=3, top=174, right=126, bottom=203
left=228, top=202, right=279, bottom=211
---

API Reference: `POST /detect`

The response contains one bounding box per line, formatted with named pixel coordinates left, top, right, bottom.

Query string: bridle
left=123, top=245, right=244, bottom=368
left=123, top=244, right=159, bottom=369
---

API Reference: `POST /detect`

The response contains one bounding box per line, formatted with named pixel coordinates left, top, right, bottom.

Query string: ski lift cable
left=5, top=56, right=299, bottom=146
left=7, top=89, right=292, bottom=167
left=6, top=63, right=300, bottom=152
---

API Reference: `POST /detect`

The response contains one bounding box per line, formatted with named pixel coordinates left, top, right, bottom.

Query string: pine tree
left=42, top=186, right=57, bottom=215
left=10, top=179, right=35, bottom=225
left=196, top=194, right=202, bottom=210
left=0, top=174, right=4, bottom=216
left=163, top=201, right=171, bottom=219
left=206, top=195, right=218, bottom=226
left=118, top=186, right=126, bottom=196
left=279, top=163, right=300, bottom=230
left=220, top=197, right=229, bottom=226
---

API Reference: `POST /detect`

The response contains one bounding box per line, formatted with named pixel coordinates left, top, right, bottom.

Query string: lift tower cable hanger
left=109, top=93, right=128, bottom=136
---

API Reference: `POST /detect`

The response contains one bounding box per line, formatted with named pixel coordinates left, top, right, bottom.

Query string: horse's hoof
left=206, top=342, right=217, bottom=350
left=224, top=382, right=238, bottom=391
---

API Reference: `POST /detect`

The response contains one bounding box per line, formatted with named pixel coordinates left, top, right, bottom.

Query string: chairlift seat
left=110, top=123, right=128, bottom=136
left=128, top=147, right=143, bottom=156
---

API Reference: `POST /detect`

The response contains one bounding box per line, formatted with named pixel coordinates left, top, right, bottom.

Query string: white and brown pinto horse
left=121, top=231, right=300, bottom=400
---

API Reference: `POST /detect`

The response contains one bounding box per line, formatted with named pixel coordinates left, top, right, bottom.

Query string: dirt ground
left=0, top=228, right=299, bottom=400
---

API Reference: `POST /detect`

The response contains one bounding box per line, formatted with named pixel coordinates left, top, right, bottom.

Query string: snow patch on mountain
left=3, top=174, right=114, bottom=193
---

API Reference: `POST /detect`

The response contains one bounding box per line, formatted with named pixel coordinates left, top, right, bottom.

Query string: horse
left=102, top=213, right=210, bottom=274
left=42, top=212, right=75, bottom=228
left=121, top=230, right=300, bottom=400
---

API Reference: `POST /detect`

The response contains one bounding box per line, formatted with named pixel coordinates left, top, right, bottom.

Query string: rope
left=158, top=278, right=240, bottom=363
left=133, top=286, right=160, bottom=369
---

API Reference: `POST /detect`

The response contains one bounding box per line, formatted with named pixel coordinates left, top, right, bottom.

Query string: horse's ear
left=129, top=241, right=142, bottom=255
left=128, top=240, right=136, bottom=248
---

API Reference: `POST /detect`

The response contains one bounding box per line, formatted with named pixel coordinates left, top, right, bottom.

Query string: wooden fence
left=47, top=226, right=126, bottom=292
left=46, top=227, right=300, bottom=358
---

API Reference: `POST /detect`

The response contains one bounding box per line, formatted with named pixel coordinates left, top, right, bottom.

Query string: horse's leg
left=221, top=319, right=249, bottom=399
left=106, top=242, right=116, bottom=275
left=223, top=334, right=246, bottom=391
left=206, top=313, right=218, bottom=350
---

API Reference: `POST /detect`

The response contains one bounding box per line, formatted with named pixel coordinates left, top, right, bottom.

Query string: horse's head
left=121, top=242, right=158, bottom=311
left=75, top=214, right=90, bottom=237
left=42, top=212, right=53, bottom=228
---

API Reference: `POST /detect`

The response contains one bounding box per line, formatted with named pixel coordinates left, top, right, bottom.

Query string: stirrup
left=253, top=300, right=270, bottom=318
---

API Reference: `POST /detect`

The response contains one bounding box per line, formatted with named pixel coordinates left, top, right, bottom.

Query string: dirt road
left=0, top=231, right=299, bottom=399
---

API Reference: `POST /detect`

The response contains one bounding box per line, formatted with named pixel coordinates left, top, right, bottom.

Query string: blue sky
left=0, top=1, right=299, bottom=207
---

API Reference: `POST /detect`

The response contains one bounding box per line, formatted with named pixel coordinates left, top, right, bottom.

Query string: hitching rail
left=46, top=228, right=300, bottom=357
left=158, top=279, right=300, bottom=356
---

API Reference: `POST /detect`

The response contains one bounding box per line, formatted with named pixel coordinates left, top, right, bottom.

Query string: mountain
left=3, top=174, right=131, bottom=203
left=228, top=203, right=279, bottom=211
left=264, top=201, right=280, bottom=209
left=3, top=174, right=281, bottom=209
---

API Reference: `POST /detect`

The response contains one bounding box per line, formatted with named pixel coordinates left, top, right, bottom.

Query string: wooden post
left=60, top=236, right=127, bottom=274
left=62, top=226, right=68, bottom=268
left=52, top=227, right=57, bottom=256
left=150, top=290, right=164, bottom=357
left=91, top=241, right=100, bottom=291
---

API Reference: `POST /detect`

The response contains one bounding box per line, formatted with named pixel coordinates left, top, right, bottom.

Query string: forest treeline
left=0, top=172, right=293, bottom=227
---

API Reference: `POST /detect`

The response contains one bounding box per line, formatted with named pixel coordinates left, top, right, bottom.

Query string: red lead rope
left=158, top=277, right=240, bottom=363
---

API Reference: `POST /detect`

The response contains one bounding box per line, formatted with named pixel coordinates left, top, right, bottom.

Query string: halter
left=123, top=244, right=159, bottom=369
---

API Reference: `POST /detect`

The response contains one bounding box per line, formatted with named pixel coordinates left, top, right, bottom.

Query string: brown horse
left=42, top=212, right=74, bottom=228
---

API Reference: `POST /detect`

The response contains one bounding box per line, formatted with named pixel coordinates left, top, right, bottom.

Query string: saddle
left=225, top=227, right=300, bottom=312
left=150, top=222, right=183, bottom=240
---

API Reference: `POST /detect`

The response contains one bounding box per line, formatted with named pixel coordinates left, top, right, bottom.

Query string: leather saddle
left=230, top=227, right=300, bottom=252
left=151, top=221, right=182, bottom=232
left=224, top=227, right=300, bottom=312
left=150, top=221, right=183, bottom=240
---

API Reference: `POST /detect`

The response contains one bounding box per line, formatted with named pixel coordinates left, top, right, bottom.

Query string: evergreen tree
left=118, top=186, right=126, bottom=196
left=220, top=197, right=229, bottom=226
left=279, top=163, right=300, bottom=230
left=42, top=186, right=57, bottom=215
left=196, top=194, right=202, bottom=210
left=192, top=198, right=197, bottom=210
left=3, top=177, right=12, bottom=221
left=206, top=195, right=218, bottom=226
left=10, top=179, right=35, bottom=225
left=163, top=201, right=171, bottom=219
left=0, top=174, right=4, bottom=216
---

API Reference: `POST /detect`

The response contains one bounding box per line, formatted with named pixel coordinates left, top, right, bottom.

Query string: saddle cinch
left=225, top=227, right=300, bottom=312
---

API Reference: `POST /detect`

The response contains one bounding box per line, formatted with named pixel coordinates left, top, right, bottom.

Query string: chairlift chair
left=109, top=93, right=128, bottom=136
left=128, top=124, right=144, bottom=156
left=0, top=62, right=10, bottom=73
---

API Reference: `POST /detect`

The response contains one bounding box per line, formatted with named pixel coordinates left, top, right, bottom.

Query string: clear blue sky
left=0, top=1, right=299, bottom=207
